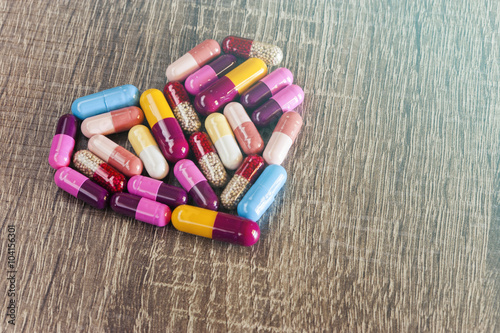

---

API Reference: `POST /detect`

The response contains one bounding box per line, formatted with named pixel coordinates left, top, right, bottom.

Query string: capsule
left=88, top=135, right=143, bottom=177
left=240, top=68, right=293, bottom=110
left=111, top=193, right=171, bottom=227
left=174, top=159, right=219, bottom=211
left=54, top=167, right=109, bottom=209
left=220, top=155, right=265, bottom=210
left=184, top=54, right=238, bottom=95
left=172, top=205, right=260, bottom=246
left=48, top=114, right=78, bottom=169
left=166, top=39, right=221, bottom=82
left=205, top=113, right=243, bottom=170
left=222, top=36, right=283, bottom=66
left=263, top=111, right=303, bottom=165
left=128, top=125, right=169, bottom=179
left=163, top=82, right=201, bottom=135
left=81, top=106, right=144, bottom=138
left=189, top=132, right=229, bottom=187
left=71, top=85, right=140, bottom=120
left=73, top=150, right=127, bottom=193
left=194, top=58, right=268, bottom=115
left=128, top=175, right=188, bottom=208
left=252, top=84, right=304, bottom=127
left=237, top=165, right=287, bottom=221
left=223, top=102, right=264, bottom=155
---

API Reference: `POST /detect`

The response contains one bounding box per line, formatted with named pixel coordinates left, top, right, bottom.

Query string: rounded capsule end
left=238, top=219, right=260, bottom=246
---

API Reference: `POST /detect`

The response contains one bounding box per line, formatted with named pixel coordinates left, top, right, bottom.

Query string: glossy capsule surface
left=205, top=113, right=243, bottom=170
left=174, top=159, right=219, bottom=211
left=185, top=54, right=237, bottom=95
left=128, top=175, right=188, bottom=208
left=189, top=132, right=228, bottom=187
left=140, top=89, right=188, bottom=163
left=128, top=125, right=169, bottom=179
left=166, top=39, right=221, bottom=82
left=240, top=68, right=293, bottom=110
left=81, top=106, right=144, bottom=138
left=71, top=85, right=140, bottom=120
left=88, top=135, right=143, bottom=177
left=111, top=193, right=171, bottom=227
left=48, top=114, right=78, bottom=169
left=220, top=155, right=265, bottom=210
left=73, top=150, right=127, bottom=193
left=194, top=58, right=267, bottom=115
left=163, top=82, right=201, bottom=134
left=252, top=84, right=304, bottom=127
left=222, top=36, right=283, bottom=66
left=54, top=167, right=109, bottom=209
left=237, top=165, right=287, bottom=221
left=223, top=102, right=264, bottom=155
left=172, top=205, right=260, bottom=246
left=263, top=111, right=303, bottom=165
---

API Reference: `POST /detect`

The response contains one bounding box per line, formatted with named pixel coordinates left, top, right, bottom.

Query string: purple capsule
left=174, top=159, right=219, bottom=211
left=54, top=167, right=109, bottom=209
left=127, top=175, right=188, bottom=208
left=251, top=84, right=304, bottom=127
left=185, top=55, right=238, bottom=96
left=240, top=68, right=293, bottom=110
left=111, top=193, right=171, bottom=227
left=48, top=114, right=78, bottom=169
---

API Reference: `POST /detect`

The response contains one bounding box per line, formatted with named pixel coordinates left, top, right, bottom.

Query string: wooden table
left=1, top=0, right=499, bottom=331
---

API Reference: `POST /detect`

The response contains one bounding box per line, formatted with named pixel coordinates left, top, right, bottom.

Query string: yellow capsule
left=128, top=125, right=168, bottom=179
left=225, top=58, right=268, bottom=93
left=205, top=113, right=242, bottom=170
left=140, top=89, right=175, bottom=127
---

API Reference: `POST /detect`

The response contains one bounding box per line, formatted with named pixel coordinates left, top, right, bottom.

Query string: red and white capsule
left=163, top=82, right=201, bottom=135
left=222, top=36, right=283, bottom=66
left=189, top=132, right=228, bottom=188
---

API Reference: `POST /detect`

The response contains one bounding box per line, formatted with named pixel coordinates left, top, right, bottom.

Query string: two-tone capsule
left=48, top=114, right=78, bottom=169
left=240, top=68, right=293, bottom=110
left=222, top=36, right=283, bottom=66
left=81, top=106, right=144, bottom=138
left=223, top=102, right=264, bottom=155
left=54, top=167, right=109, bottom=209
left=263, top=111, right=303, bottom=165
left=166, top=39, right=221, bottom=82
left=128, top=125, right=169, bottom=179
left=174, top=159, right=219, bottom=211
left=184, top=54, right=237, bottom=95
left=140, top=89, right=188, bottom=163
left=189, top=132, right=228, bottom=187
left=73, top=150, right=127, bottom=193
left=172, top=205, right=260, bottom=246
left=163, top=82, right=201, bottom=134
left=128, top=175, right=188, bottom=208
left=88, top=135, right=143, bottom=177
left=194, top=58, right=267, bottom=115
left=205, top=113, right=243, bottom=170
left=220, top=155, right=265, bottom=210
left=111, top=193, right=171, bottom=227
left=237, top=165, right=287, bottom=221
left=252, top=84, right=304, bottom=127
left=71, top=85, right=140, bottom=120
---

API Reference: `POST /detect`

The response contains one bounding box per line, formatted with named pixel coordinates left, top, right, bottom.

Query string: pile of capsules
left=49, top=36, right=304, bottom=247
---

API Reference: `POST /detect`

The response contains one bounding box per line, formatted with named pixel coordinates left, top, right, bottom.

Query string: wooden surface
left=1, top=0, right=499, bottom=331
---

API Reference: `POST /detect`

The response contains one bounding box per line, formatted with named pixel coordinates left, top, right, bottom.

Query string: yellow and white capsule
left=128, top=125, right=169, bottom=179
left=205, top=113, right=243, bottom=170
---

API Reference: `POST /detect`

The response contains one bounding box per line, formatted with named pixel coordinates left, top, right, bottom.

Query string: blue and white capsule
left=71, top=85, right=140, bottom=120
left=237, top=165, right=287, bottom=221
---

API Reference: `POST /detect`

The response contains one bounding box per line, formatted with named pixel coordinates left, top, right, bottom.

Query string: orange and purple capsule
left=111, top=193, right=171, bottom=227
left=48, top=114, right=78, bottom=169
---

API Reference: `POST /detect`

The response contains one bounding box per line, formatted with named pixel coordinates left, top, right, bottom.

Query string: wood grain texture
left=0, top=0, right=499, bottom=331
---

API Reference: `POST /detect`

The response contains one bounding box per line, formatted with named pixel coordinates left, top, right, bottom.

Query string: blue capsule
left=71, top=85, right=140, bottom=120
left=237, top=164, right=287, bottom=221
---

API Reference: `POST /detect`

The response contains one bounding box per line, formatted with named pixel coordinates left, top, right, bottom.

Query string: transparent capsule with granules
left=220, top=155, right=265, bottom=210
left=163, top=82, right=201, bottom=135
left=189, top=132, right=229, bottom=188
left=73, top=150, right=127, bottom=194
left=222, top=36, right=283, bottom=66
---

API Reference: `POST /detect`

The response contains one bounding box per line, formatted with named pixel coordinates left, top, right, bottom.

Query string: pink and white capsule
left=223, top=102, right=264, bottom=155
left=263, top=111, right=303, bottom=165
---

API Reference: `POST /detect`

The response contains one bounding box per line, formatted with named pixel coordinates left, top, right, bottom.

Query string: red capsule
left=163, top=82, right=201, bottom=135
left=73, top=150, right=127, bottom=193
left=189, top=132, right=228, bottom=187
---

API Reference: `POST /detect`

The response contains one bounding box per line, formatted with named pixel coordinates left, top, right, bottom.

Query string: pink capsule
left=223, top=102, right=264, bottom=155
left=81, top=106, right=144, bottom=138
left=252, top=84, right=304, bottom=127
left=111, top=193, right=171, bottom=227
left=263, top=111, right=303, bottom=165
left=48, top=114, right=78, bottom=169
left=184, top=55, right=238, bottom=95
left=240, top=68, right=293, bottom=110
left=166, top=39, right=221, bottom=82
